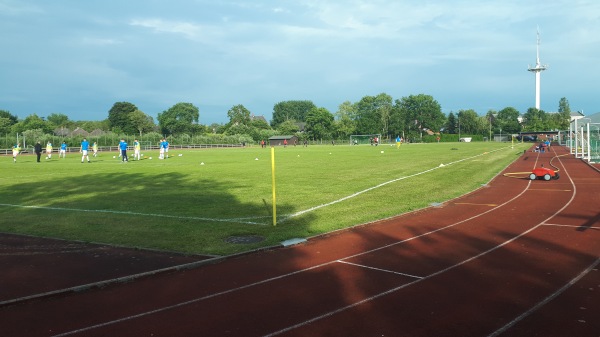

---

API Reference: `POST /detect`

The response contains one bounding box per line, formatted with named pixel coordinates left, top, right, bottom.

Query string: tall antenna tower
left=527, top=28, right=548, bottom=110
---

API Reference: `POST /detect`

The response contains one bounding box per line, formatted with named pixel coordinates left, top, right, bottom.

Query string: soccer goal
left=349, top=134, right=382, bottom=145
left=139, top=141, right=154, bottom=150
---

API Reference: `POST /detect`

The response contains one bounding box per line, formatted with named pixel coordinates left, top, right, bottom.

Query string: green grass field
left=0, top=142, right=528, bottom=255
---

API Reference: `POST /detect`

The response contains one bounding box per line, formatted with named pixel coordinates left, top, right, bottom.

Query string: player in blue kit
left=119, top=139, right=128, bottom=162
left=80, top=138, right=91, bottom=163
left=59, top=141, right=67, bottom=158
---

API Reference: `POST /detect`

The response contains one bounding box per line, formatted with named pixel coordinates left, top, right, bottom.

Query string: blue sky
left=1, top=0, right=599, bottom=125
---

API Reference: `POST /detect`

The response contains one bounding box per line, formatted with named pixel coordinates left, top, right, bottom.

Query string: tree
left=305, top=107, right=334, bottom=140
left=0, top=110, right=18, bottom=135
left=485, top=110, right=496, bottom=139
left=557, top=97, right=572, bottom=130
left=108, top=102, right=138, bottom=134
left=22, top=129, right=46, bottom=146
left=78, top=120, right=110, bottom=132
left=130, top=109, right=155, bottom=136
left=0, top=110, right=18, bottom=125
left=46, top=113, right=71, bottom=128
left=157, top=102, right=200, bottom=135
left=395, top=94, right=445, bottom=140
left=250, top=117, right=271, bottom=130
left=475, top=116, right=491, bottom=136
left=522, top=108, right=546, bottom=131
left=456, top=109, right=478, bottom=135
left=0, top=118, right=12, bottom=134
left=445, top=112, right=457, bottom=134
left=388, top=104, right=405, bottom=138
left=354, top=93, right=393, bottom=135
left=495, top=107, right=521, bottom=134
left=276, top=120, right=300, bottom=135
left=334, top=101, right=357, bottom=138
left=271, top=100, right=316, bottom=127
left=227, top=104, right=252, bottom=126
left=12, top=114, right=52, bottom=134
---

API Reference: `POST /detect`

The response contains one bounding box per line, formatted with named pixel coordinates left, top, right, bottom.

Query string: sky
left=1, top=0, right=599, bottom=125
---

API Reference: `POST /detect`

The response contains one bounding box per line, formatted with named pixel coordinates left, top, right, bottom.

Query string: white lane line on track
left=336, top=260, right=424, bottom=279
left=542, top=223, right=600, bottom=230
left=487, top=257, right=600, bottom=337
left=263, top=153, right=581, bottom=337
left=51, top=163, right=537, bottom=337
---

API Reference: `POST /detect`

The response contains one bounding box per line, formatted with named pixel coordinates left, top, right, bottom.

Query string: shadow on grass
left=0, top=171, right=315, bottom=255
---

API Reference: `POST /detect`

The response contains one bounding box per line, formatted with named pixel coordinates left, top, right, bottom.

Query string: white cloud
left=2, top=0, right=600, bottom=122
left=81, top=37, right=122, bottom=46
left=0, top=0, right=43, bottom=16
left=129, top=18, right=202, bottom=39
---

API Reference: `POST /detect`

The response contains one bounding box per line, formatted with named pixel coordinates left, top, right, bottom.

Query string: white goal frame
left=349, top=134, right=382, bottom=145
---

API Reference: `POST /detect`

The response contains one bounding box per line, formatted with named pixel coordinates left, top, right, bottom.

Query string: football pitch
left=0, top=142, right=529, bottom=255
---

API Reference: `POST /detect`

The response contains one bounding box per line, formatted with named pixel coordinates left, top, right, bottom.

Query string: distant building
left=70, top=127, right=89, bottom=137
left=570, top=111, right=585, bottom=122
left=251, top=114, right=269, bottom=125
left=89, top=128, right=105, bottom=137
left=586, top=111, right=600, bottom=123
left=54, top=127, right=70, bottom=137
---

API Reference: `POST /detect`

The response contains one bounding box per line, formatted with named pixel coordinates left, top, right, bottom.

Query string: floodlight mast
left=527, top=28, right=548, bottom=110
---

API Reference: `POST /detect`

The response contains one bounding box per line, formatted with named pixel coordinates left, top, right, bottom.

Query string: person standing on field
left=46, top=141, right=53, bottom=159
left=92, top=142, right=98, bottom=157
left=119, top=139, right=128, bottom=162
left=158, top=138, right=165, bottom=159
left=133, top=139, right=141, bottom=160
left=163, top=138, right=169, bottom=158
left=396, top=135, right=402, bottom=149
left=12, top=143, right=21, bottom=163
left=80, top=138, right=91, bottom=163
left=59, top=141, right=67, bottom=158
left=34, top=141, right=42, bottom=162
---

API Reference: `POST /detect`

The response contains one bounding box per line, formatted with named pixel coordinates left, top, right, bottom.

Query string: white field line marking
left=336, top=260, right=423, bottom=279
left=51, top=157, right=535, bottom=337
left=0, top=147, right=508, bottom=227
left=264, top=164, right=580, bottom=337
left=0, top=247, right=103, bottom=257
left=279, top=147, right=509, bottom=222
left=0, top=203, right=265, bottom=226
left=488, top=153, right=599, bottom=336
left=542, top=223, right=600, bottom=230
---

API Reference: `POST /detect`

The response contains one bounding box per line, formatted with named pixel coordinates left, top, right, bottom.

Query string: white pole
left=574, top=118, right=579, bottom=158
left=586, top=123, right=591, bottom=162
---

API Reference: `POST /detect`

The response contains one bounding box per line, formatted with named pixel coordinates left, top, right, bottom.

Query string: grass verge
left=0, top=142, right=528, bottom=255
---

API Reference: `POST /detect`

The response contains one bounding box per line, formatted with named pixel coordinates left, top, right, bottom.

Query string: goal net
left=349, top=134, right=382, bottom=145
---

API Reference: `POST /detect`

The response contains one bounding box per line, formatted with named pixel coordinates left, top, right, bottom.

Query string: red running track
left=1, top=145, right=599, bottom=337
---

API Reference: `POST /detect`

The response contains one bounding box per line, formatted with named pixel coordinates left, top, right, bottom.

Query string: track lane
left=2, top=147, right=598, bottom=337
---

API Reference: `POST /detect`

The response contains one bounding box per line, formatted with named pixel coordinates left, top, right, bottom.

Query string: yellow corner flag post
left=271, top=146, right=277, bottom=226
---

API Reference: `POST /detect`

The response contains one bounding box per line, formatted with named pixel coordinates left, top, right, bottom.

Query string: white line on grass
left=0, top=147, right=509, bottom=227
left=265, top=157, right=579, bottom=337
left=279, top=147, right=508, bottom=222
left=0, top=203, right=266, bottom=226
left=50, top=150, right=538, bottom=337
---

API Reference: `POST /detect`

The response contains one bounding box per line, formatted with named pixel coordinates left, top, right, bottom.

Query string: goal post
left=349, top=134, right=382, bottom=145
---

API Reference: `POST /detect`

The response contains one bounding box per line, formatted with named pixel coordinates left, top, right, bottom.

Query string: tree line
left=1, top=94, right=573, bottom=148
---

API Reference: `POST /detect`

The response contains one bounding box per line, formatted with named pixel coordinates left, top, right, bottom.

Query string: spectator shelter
left=269, top=135, right=298, bottom=147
